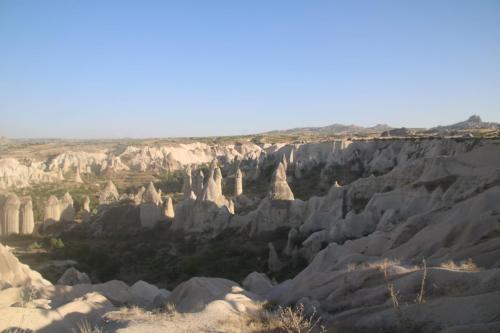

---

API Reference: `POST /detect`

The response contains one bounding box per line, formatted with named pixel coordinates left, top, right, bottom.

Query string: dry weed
left=439, top=259, right=479, bottom=272
left=73, top=319, right=103, bottom=333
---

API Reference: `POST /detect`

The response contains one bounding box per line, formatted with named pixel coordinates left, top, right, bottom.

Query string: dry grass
left=106, top=303, right=184, bottom=322
left=439, top=259, right=479, bottom=272
left=382, top=259, right=434, bottom=333
left=346, top=263, right=357, bottom=272
left=367, top=258, right=401, bottom=272
left=20, top=286, right=37, bottom=308
left=73, top=319, right=103, bottom=333
left=241, top=302, right=325, bottom=333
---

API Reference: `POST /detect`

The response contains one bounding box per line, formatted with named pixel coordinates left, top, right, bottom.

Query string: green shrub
left=50, top=238, right=65, bottom=249
left=29, top=242, right=43, bottom=250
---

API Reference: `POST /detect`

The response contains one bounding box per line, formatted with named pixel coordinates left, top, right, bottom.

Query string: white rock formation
left=1, top=194, right=20, bottom=235
left=0, top=242, right=52, bottom=290
left=182, top=165, right=195, bottom=199
left=99, top=180, right=119, bottom=205
left=143, top=182, right=161, bottom=205
left=283, top=227, right=298, bottom=256
left=198, top=163, right=227, bottom=206
left=166, top=277, right=255, bottom=313
left=0, top=158, right=60, bottom=189
left=140, top=182, right=162, bottom=228
left=261, top=139, right=500, bottom=332
left=193, top=169, right=205, bottom=196
left=268, top=242, right=285, bottom=272
left=134, top=186, right=146, bottom=205
left=74, top=167, right=83, bottom=183
left=234, top=167, right=243, bottom=197
left=269, top=162, right=294, bottom=201
left=82, top=195, right=91, bottom=223
left=242, top=272, right=274, bottom=297
left=60, top=192, right=75, bottom=222
left=163, top=196, right=175, bottom=219
left=44, top=195, right=60, bottom=225
left=19, top=196, right=35, bottom=235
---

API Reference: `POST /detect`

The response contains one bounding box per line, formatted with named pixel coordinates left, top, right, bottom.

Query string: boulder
left=57, top=267, right=91, bottom=286
left=166, top=277, right=254, bottom=313
left=130, top=280, right=170, bottom=307
left=242, top=272, right=274, bottom=297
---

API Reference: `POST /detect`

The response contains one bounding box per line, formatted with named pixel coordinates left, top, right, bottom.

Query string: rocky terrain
left=1, top=116, right=500, bottom=332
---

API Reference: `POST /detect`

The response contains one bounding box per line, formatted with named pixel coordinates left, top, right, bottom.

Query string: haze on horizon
left=1, top=0, right=499, bottom=139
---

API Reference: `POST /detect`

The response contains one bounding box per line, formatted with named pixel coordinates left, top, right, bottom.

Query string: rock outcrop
left=74, top=167, right=83, bottom=183
left=162, top=196, right=175, bottom=219
left=0, top=242, right=52, bottom=290
left=99, top=180, right=119, bottom=205
left=82, top=195, right=91, bottom=222
left=134, top=186, right=146, bottom=205
left=198, top=162, right=229, bottom=207
left=19, top=196, right=35, bottom=235
left=182, top=165, right=195, bottom=199
left=44, top=195, right=60, bottom=225
left=139, top=182, right=162, bottom=228
left=193, top=169, right=205, bottom=196
left=263, top=139, right=500, bottom=332
left=268, top=242, right=285, bottom=272
left=57, top=267, right=91, bottom=285
left=234, top=167, right=243, bottom=197
left=130, top=280, right=170, bottom=308
left=166, top=277, right=256, bottom=313
left=172, top=161, right=235, bottom=233
left=1, top=194, right=20, bottom=235
left=59, top=192, right=75, bottom=222
left=242, top=272, right=274, bottom=297
left=269, top=162, right=294, bottom=201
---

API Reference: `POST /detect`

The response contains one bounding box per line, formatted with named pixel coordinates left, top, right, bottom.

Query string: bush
left=29, top=242, right=43, bottom=250
left=49, top=238, right=65, bottom=249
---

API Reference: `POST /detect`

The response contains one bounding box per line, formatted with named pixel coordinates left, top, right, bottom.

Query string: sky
left=1, top=0, right=499, bottom=138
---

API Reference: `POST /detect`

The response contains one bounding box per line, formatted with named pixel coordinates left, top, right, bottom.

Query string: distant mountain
left=263, top=123, right=393, bottom=136
left=262, top=115, right=499, bottom=137
left=431, top=115, right=500, bottom=132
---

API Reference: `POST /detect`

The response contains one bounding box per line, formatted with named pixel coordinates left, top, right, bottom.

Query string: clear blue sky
left=1, top=0, right=499, bottom=138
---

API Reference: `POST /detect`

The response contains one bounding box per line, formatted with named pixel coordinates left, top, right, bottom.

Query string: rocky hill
left=1, top=126, right=500, bottom=332
left=263, top=115, right=500, bottom=137
left=263, top=123, right=393, bottom=136
left=432, top=115, right=500, bottom=132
